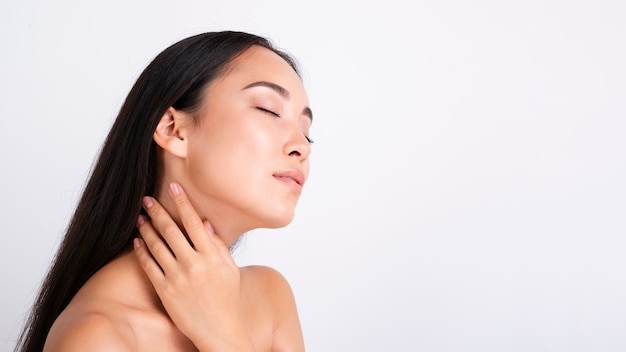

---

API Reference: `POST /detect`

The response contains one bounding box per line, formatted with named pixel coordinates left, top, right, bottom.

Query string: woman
left=17, top=31, right=312, bottom=351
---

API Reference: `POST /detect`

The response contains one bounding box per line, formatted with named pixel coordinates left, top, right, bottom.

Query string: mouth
left=273, top=169, right=305, bottom=192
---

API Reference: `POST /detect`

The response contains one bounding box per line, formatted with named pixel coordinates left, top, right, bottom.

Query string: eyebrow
left=243, top=81, right=313, bottom=123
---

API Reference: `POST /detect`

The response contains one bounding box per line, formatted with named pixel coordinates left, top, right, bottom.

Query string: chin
left=257, top=207, right=296, bottom=229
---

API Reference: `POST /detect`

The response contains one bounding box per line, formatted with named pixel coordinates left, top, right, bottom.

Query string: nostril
left=289, top=150, right=301, bottom=157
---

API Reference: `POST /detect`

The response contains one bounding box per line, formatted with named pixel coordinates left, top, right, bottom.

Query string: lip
left=273, top=169, right=306, bottom=193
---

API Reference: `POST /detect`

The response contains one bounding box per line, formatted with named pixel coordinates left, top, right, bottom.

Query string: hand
left=134, top=182, right=254, bottom=351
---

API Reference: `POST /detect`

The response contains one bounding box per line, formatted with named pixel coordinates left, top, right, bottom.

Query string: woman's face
left=180, top=45, right=312, bottom=236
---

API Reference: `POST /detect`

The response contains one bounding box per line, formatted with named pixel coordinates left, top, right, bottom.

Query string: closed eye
left=257, top=107, right=280, bottom=117
left=257, top=107, right=313, bottom=144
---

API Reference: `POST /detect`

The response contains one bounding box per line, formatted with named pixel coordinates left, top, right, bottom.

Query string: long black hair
left=16, top=31, right=299, bottom=352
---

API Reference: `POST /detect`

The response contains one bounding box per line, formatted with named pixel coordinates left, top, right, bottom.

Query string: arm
left=271, top=277, right=305, bottom=352
left=134, top=182, right=255, bottom=352
left=248, top=266, right=305, bottom=352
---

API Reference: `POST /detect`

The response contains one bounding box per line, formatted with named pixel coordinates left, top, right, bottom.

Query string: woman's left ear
left=153, top=107, right=191, bottom=158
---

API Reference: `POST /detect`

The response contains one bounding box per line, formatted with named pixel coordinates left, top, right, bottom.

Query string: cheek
left=187, top=124, right=276, bottom=192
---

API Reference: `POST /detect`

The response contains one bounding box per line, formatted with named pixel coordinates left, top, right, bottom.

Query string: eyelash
left=257, top=107, right=314, bottom=145
left=257, top=107, right=280, bottom=117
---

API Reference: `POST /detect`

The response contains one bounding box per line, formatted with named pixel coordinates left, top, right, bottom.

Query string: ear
left=153, top=107, right=191, bottom=158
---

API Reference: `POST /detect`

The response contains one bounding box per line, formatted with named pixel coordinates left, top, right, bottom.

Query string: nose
left=284, top=128, right=311, bottom=162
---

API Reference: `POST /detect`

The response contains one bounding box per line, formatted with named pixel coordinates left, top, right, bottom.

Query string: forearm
left=195, top=323, right=256, bottom=352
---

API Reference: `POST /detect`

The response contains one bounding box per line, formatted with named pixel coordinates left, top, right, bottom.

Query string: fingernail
left=204, top=220, right=214, bottom=234
left=142, top=196, right=153, bottom=209
left=169, top=183, right=180, bottom=195
left=137, top=215, right=145, bottom=226
left=133, top=238, right=141, bottom=249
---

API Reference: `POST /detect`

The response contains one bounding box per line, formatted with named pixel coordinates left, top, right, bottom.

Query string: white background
left=1, top=1, right=625, bottom=351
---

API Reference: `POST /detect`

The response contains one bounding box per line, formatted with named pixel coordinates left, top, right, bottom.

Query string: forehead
left=212, top=46, right=308, bottom=102
left=227, top=45, right=298, bottom=77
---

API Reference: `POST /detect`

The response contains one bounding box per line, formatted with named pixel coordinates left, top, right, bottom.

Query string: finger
left=133, top=237, right=165, bottom=286
left=204, top=220, right=238, bottom=270
left=168, top=183, right=214, bottom=253
left=142, top=195, right=195, bottom=257
left=136, top=214, right=177, bottom=271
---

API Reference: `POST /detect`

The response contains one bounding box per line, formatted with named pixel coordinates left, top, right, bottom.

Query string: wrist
left=195, top=322, right=255, bottom=352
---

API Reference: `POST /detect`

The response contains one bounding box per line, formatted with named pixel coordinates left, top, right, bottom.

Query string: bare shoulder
left=44, top=311, right=133, bottom=352
left=240, top=265, right=293, bottom=290
left=239, top=265, right=299, bottom=309
left=240, top=265, right=305, bottom=352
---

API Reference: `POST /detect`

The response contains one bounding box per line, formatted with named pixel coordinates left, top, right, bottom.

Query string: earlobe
left=153, top=107, right=189, bottom=158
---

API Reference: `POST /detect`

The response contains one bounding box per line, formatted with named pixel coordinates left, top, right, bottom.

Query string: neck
left=152, top=182, right=246, bottom=248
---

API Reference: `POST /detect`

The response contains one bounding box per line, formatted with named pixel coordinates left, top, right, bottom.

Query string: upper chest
left=125, top=292, right=274, bottom=351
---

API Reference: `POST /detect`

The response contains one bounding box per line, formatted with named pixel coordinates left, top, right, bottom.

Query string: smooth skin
left=43, top=46, right=310, bottom=351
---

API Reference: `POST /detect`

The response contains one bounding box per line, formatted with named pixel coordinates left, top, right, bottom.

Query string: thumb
left=203, top=220, right=225, bottom=246
left=203, top=220, right=238, bottom=268
left=203, top=221, right=230, bottom=253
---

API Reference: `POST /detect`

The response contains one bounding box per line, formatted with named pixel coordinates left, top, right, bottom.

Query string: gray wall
left=2, top=1, right=625, bottom=351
